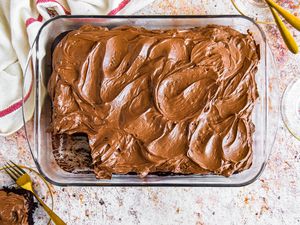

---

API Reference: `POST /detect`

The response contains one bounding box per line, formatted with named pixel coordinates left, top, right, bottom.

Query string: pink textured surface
left=1, top=1, right=300, bottom=224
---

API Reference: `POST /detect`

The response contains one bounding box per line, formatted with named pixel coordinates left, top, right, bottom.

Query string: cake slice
left=0, top=187, right=37, bottom=225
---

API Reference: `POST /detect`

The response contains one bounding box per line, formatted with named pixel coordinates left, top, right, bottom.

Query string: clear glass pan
left=24, top=15, right=279, bottom=186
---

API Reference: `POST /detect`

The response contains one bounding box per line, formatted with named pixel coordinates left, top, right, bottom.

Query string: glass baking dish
left=24, top=15, right=279, bottom=186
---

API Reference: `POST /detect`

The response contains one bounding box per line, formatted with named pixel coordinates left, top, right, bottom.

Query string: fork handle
left=265, top=0, right=300, bottom=31
left=269, top=6, right=299, bottom=54
left=32, top=192, right=67, bottom=225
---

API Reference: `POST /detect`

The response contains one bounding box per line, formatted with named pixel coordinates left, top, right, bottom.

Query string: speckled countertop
left=0, top=1, right=299, bottom=224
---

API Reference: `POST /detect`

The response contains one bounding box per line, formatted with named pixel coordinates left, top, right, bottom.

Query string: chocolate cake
left=0, top=187, right=37, bottom=225
left=48, top=25, right=260, bottom=179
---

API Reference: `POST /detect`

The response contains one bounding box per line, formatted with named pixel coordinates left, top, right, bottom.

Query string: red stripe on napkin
left=0, top=74, right=34, bottom=118
left=108, top=0, right=130, bottom=15
left=25, top=14, right=43, bottom=27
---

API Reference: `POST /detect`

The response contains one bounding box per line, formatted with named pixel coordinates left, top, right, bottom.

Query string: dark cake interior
left=49, top=25, right=260, bottom=179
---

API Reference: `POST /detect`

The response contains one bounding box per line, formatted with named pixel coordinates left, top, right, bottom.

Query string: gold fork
left=265, top=0, right=299, bottom=54
left=4, top=161, right=66, bottom=225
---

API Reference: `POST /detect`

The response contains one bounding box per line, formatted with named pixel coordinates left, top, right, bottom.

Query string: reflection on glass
left=231, top=0, right=274, bottom=23
left=281, top=78, right=300, bottom=140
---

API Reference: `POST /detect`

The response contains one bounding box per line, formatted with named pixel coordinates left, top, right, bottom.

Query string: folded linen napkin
left=0, top=0, right=154, bottom=136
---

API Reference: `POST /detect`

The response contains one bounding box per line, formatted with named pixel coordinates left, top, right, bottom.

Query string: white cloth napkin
left=0, top=0, right=154, bottom=136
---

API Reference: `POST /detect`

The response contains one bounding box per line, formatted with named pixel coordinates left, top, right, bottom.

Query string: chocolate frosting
left=48, top=25, right=259, bottom=179
left=0, top=191, right=29, bottom=225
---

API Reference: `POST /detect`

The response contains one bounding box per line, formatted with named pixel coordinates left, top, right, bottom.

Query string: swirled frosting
left=48, top=25, right=260, bottom=179
left=0, top=191, right=29, bottom=225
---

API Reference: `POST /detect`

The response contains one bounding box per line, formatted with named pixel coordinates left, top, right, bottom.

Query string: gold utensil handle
left=269, top=7, right=299, bottom=54
left=32, top=192, right=67, bottom=225
left=265, top=0, right=300, bottom=31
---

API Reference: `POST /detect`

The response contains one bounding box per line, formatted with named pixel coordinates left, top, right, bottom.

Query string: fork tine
left=6, top=161, right=23, bottom=177
left=5, top=163, right=20, bottom=178
left=4, top=168, right=17, bottom=180
left=9, top=160, right=26, bottom=175
left=4, top=164, right=18, bottom=181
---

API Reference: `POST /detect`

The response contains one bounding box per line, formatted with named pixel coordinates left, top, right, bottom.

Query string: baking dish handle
left=22, top=40, right=38, bottom=164
left=265, top=44, right=279, bottom=160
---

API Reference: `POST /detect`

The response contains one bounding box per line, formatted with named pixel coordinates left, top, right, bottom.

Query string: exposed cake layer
left=48, top=25, right=260, bottom=179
